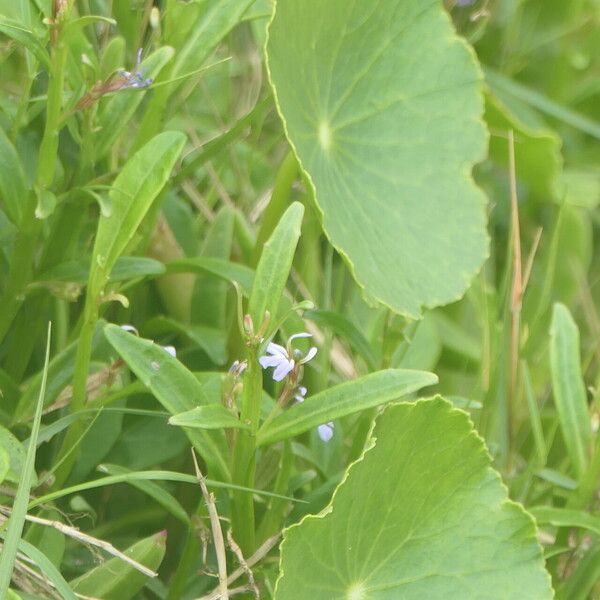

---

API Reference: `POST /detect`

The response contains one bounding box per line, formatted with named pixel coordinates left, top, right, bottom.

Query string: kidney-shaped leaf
left=267, top=0, right=488, bottom=317
left=275, top=397, right=552, bottom=599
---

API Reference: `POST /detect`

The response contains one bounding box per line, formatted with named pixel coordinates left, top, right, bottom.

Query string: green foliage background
left=0, top=0, right=599, bottom=598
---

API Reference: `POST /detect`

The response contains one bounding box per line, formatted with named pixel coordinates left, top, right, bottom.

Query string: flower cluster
left=259, top=332, right=334, bottom=442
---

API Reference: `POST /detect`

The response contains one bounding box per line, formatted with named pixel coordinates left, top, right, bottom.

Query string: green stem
left=0, top=13, right=70, bottom=342
left=231, top=347, right=262, bottom=555
left=52, top=271, right=105, bottom=486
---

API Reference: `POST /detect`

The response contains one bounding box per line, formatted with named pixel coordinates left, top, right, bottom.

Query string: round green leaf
left=275, top=397, right=552, bottom=599
left=267, top=0, right=489, bottom=317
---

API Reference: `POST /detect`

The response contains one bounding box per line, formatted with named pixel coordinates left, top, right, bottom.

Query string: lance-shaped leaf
left=169, top=405, right=249, bottom=431
left=267, top=0, right=488, bottom=317
left=0, top=126, right=28, bottom=225
left=103, top=324, right=230, bottom=480
left=257, top=369, right=437, bottom=447
left=275, top=397, right=553, bottom=599
left=550, top=303, right=592, bottom=479
left=93, top=131, right=186, bottom=278
left=167, top=256, right=254, bottom=296
left=248, top=201, right=304, bottom=327
left=70, top=531, right=166, bottom=600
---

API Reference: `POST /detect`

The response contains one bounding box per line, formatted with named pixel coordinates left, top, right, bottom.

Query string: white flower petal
left=300, top=346, right=318, bottom=364
left=317, top=422, right=334, bottom=442
left=272, top=359, right=294, bottom=382
left=266, top=342, right=288, bottom=357
left=163, top=345, right=177, bottom=358
left=120, top=324, right=138, bottom=335
left=289, top=332, right=312, bottom=343
left=259, top=355, right=283, bottom=369
left=294, top=386, right=308, bottom=403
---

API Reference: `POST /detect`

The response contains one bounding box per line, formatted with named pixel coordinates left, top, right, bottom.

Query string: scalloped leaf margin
left=274, top=397, right=553, bottom=599
left=266, top=0, right=489, bottom=318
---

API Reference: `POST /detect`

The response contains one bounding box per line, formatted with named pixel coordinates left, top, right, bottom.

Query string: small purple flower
left=293, top=385, right=334, bottom=443
left=455, top=0, right=476, bottom=6
left=258, top=333, right=317, bottom=382
left=317, top=422, right=334, bottom=442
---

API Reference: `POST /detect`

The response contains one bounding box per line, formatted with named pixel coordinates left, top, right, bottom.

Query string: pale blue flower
left=317, top=422, right=334, bottom=442
left=293, top=385, right=334, bottom=443
left=258, top=333, right=317, bottom=382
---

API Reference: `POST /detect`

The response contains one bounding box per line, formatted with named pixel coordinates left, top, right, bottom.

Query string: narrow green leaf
left=98, top=464, right=190, bottom=525
left=248, top=201, right=304, bottom=327
left=103, top=323, right=230, bottom=480
left=5, top=537, right=76, bottom=600
left=37, top=256, right=165, bottom=285
left=167, top=256, right=254, bottom=296
left=62, top=15, right=116, bottom=41
left=14, top=323, right=105, bottom=423
left=0, top=126, right=28, bottom=225
left=0, top=323, right=51, bottom=597
left=485, top=68, right=600, bottom=140
left=144, top=316, right=227, bottom=365
left=0, top=17, right=49, bottom=67
left=275, top=397, right=552, bottom=599
left=169, top=405, right=249, bottom=430
left=175, top=98, right=268, bottom=183
left=0, top=447, right=9, bottom=485
left=257, top=369, right=437, bottom=447
left=134, top=0, right=254, bottom=148
left=93, top=131, right=186, bottom=277
left=69, top=531, right=166, bottom=600
left=557, top=542, right=600, bottom=600
left=530, top=506, right=600, bottom=536
left=28, top=469, right=301, bottom=509
left=550, top=303, right=591, bottom=479
left=0, top=426, right=25, bottom=484
left=522, top=360, right=547, bottom=467
left=304, top=309, right=377, bottom=370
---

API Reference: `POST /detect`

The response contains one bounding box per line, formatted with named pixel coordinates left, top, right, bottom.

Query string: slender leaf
left=37, top=256, right=166, bottom=285
left=98, top=464, right=190, bottom=525
left=93, top=131, right=186, bottom=277
left=257, top=369, right=437, bottom=447
left=530, top=506, right=600, bottom=536
left=166, top=256, right=254, bottom=296
left=104, top=323, right=230, bottom=479
left=7, top=537, right=76, bottom=600
left=248, top=201, right=304, bottom=327
left=304, top=309, right=377, bottom=370
left=144, top=316, right=227, bottom=365
left=0, top=17, right=49, bottom=67
left=550, top=303, right=591, bottom=479
left=0, top=324, right=50, bottom=596
left=0, top=127, right=28, bottom=225
left=169, top=405, right=249, bottom=430
left=29, top=469, right=301, bottom=509
left=69, top=531, right=166, bottom=600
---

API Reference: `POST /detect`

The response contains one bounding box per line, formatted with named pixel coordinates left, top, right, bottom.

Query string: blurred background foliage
left=1, top=0, right=600, bottom=597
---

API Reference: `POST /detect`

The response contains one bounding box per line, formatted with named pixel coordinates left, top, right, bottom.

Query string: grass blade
left=550, top=303, right=592, bottom=479
left=0, top=323, right=52, bottom=596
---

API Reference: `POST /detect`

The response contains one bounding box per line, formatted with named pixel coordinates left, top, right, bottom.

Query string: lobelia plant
left=1, top=0, right=600, bottom=598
